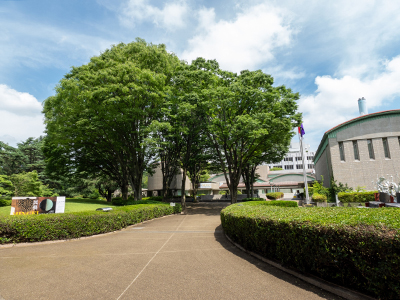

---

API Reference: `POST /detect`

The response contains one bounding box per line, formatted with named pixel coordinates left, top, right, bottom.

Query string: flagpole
left=298, top=127, right=310, bottom=204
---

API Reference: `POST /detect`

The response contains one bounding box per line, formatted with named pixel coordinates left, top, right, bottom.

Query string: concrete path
left=0, top=203, right=343, bottom=300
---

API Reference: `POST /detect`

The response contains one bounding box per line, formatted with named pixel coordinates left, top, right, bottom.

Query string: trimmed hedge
left=0, top=199, right=11, bottom=207
left=221, top=204, right=400, bottom=299
left=112, top=196, right=164, bottom=206
left=312, top=193, right=327, bottom=202
left=241, top=197, right=263, bottom=202
left=266, top=192, right=284, bottom=200
left=244, top=200, right=298, bottom=207
left=338, top=191, right=378, bottom=203
left=0, top=203, right=181, bottom=244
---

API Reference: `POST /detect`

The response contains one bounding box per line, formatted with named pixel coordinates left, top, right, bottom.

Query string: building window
left=352, top=140, right=360, bottom=160
left=339, top=142, right=345, bottom=161
left=308, top=164, right=314, bottom=169
left=284, top=165, right=294, bottom=170
left=296, top=157, right=302, bottom=161
left=398, top=137, right=400, bottom=147
left=284, top=157, right=293, bottom=161
left=307, top=156, right=314, bottom=160
left=382, top=137, right=390, bottom=158
left=367, top=139, right=375, bottom=159
left=296, top=164, right=303, bottom=169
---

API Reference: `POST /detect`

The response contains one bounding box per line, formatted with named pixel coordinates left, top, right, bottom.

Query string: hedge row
left=0, top=203, right=181, bottom=244
left=112, top=196, right=163, bottom=206
left=243, top=200, right=298, bottom=207
left=241, top=197, right=263, bottom=202
left=266, top=192, right=284, bottom=200
left=221, top=203, right=400, bottom=299
left=338, top=191, right=378, bottom=203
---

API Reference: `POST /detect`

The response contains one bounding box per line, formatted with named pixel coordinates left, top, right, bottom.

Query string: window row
left=338, top=137, right=398, bottom=161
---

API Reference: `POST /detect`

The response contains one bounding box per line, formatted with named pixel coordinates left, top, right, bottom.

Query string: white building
left=268, top=142, right=315, bottom=171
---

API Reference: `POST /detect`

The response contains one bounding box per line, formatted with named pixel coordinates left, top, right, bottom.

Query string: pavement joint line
left=116, top=214, right=188, bottom=300
left=224, top=233, right=376, bottom=300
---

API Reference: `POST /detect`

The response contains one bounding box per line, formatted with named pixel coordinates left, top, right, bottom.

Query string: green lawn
left=0, top=198, right=118, bottom=217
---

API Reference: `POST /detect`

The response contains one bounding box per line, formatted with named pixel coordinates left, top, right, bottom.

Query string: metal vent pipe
left=358, top=97, right=368, bottom=116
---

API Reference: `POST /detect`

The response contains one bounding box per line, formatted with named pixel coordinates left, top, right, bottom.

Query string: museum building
left=314, top=108, right=400, bottom=190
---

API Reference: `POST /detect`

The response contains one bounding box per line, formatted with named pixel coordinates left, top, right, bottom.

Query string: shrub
left=266, top=192, right=284, bottom=200
left=338, top=191, right=378, bottom=203
left=0, top=203, right=182, bottom=244
left=241, top=197, right=263, bottom=202
left=312, top=193, right=327, bottom=202
left=221, top=204, right=400, bottom=299
left=243, top=200, right=297, bottom=207
left=111, top=197, right=125, bottom=206
left=0, top=199, right=11, bottom=207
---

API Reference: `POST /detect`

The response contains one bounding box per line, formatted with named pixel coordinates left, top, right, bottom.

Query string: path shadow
left=181, top=203, right=346, bottom=300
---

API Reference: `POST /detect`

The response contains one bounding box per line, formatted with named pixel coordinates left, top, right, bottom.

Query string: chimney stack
left=358, top=97, right=368, bottom=116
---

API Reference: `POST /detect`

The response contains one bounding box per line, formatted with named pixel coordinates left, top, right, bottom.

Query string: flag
left=298, top=124, right=305, bottom=137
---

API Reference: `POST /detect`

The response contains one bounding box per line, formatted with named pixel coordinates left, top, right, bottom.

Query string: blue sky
left=1, top=0, right=400, bottom=150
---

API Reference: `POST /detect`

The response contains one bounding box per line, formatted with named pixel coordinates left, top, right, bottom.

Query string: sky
left=1, top=0, right=400, bottom=151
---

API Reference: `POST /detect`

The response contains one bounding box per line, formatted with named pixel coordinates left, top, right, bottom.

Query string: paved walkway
left=0, top=203, right=343, bottom=300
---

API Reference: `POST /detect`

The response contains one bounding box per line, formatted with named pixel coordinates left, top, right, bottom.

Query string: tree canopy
left=43, top=38, right=180, bottom=200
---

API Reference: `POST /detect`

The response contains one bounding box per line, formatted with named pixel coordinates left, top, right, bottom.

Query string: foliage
left=266, top=192, right=284, bottom=200
left=270, top=167, right=283, bottom=171
left=112, top=195, right=163, bottom=206
left=0, top=175, right=14, bottom=196
left=311, top=175, right=330, bottom=199
left=10, top=171, right=57, bottom=197
left=242, top=200, right=298, bottom=207
left=195, top=59, right=301, bottom=204
left=355, top=185, right=366, bottom=192
left=0, top=203, right=182, bottom=244
left=0, top=199, right=11, bottom=207
left=221, top=204, right=400, bottom=299
left=241, top=197, right=263, bottom=202
left=311, top=192, right=327, bottom=202
left=43, top=39, right=179, bottom=201
left=329, top=177, right=353, bottom=201
left=338, top=191, right=378, bottom=203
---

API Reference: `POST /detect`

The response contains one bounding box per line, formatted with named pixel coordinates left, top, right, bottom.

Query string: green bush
left=241, top=197, right=263, bottom=202
left=221, top=204, right=400, bottom=299
left=338, top=191, right=378, bottom=203
left=266, top=192, right=284, bottom=200
left=0, top=199, right=11, bottom=207
left=0, top=203, right=182, bottom=244
left=312, top=193, right=327, bottom=202
left=243, top=200, right=297, bottom=207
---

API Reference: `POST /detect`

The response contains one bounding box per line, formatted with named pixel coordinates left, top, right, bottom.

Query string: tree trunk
left=121, top=183, right=129, bottom=200
left=181, top=168, right=186, bottom=209
left=106, top=189, right=112, bottom=202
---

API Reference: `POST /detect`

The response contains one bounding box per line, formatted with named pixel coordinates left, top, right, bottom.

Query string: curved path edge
left=0, top=212, right=181, bottom=249
left=224, top=233, right=376, bottom=300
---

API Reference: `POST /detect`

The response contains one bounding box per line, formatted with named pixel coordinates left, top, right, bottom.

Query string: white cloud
left=299, top=55, right=400, bottom=148
left=181, top=4, right=292, bottom=72
left=0, top=85, right=45, bottom=146
left=0, top=84, right=42, bottom=116
left=120, top=0, right=188, bottom=30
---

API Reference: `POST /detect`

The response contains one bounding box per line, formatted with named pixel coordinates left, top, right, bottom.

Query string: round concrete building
left=314, top=109, right=400, bottom=190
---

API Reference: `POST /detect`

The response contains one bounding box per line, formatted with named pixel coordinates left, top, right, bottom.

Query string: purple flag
left=298, top=124, right=305, bottom=137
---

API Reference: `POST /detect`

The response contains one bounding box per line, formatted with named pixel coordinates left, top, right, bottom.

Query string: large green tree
left=198, top=60, right=301, bottom=203
left=43, top=39, right=179, bottom=200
